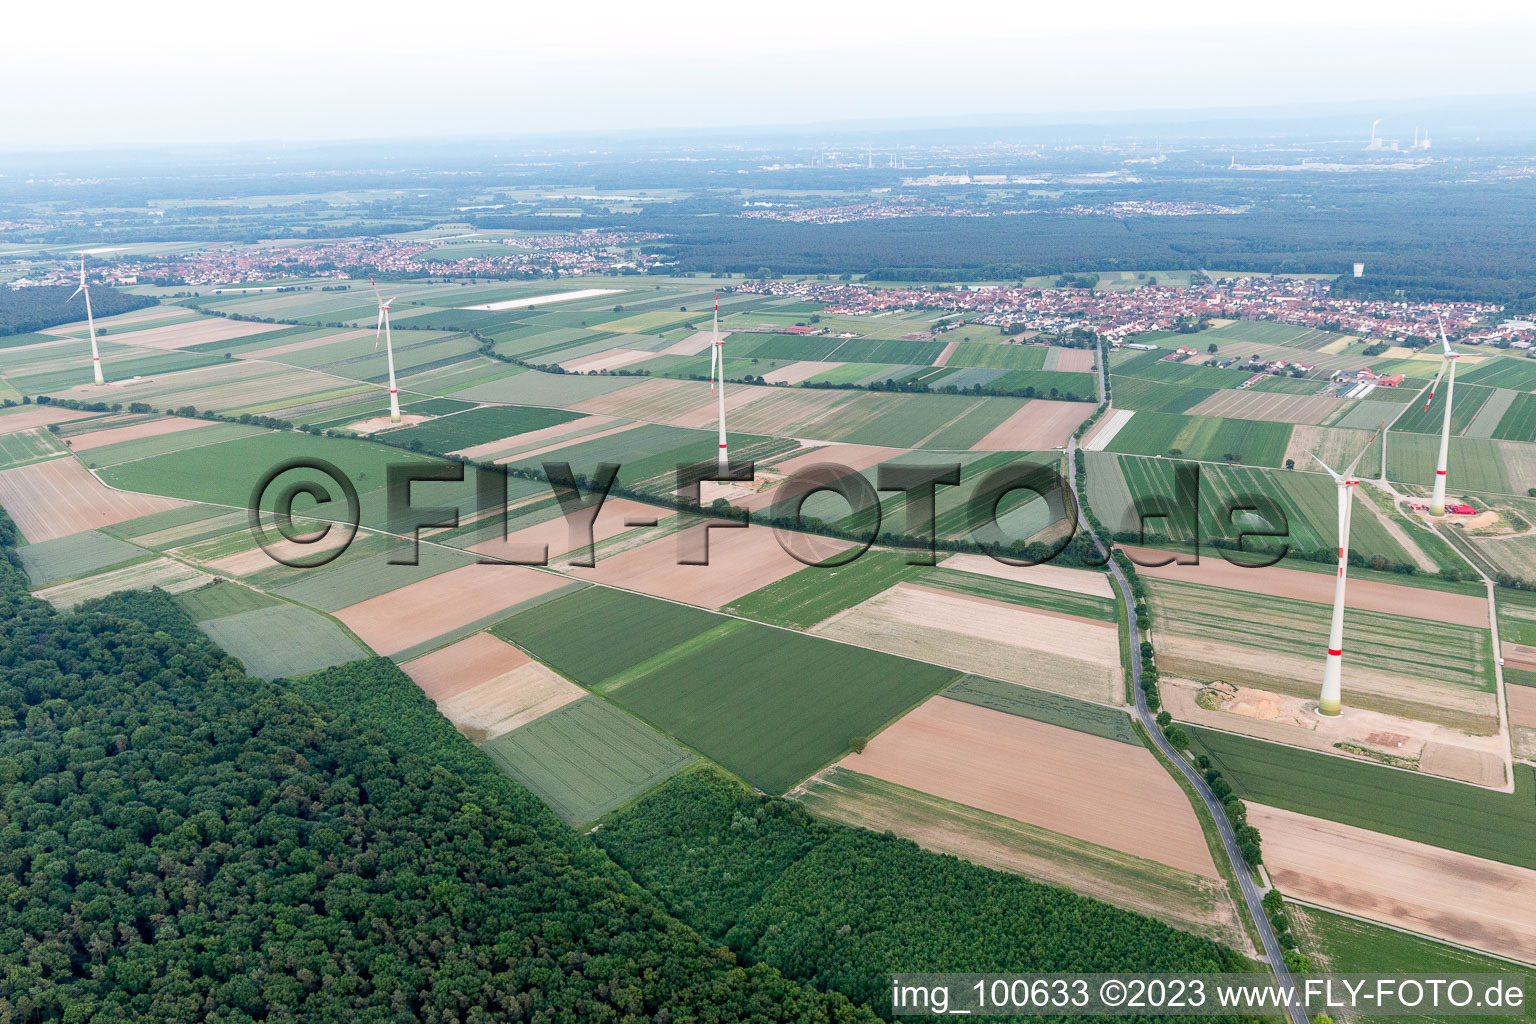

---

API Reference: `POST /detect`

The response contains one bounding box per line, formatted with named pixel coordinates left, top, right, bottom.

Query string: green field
left=174, top=580, right=280, bottom=620
left=610, top=621, right=959, bottom=793
left=197, top=603, right=366, bottom=680
left=943, top=343, right=1049, bottom=370
left=379, top=403, right=582, bottom=452
left=1190, top=729, right=1536, bottom=869
left=942, top=675, right=1138, bottom=743
left=480, top=695, right=695, bottom=825
left=1102, top=411, right=1292, bottom=466
left=1382, top=433, right=1512, bottom=494
left=1204, top=321, right=1343, bottom=349
left=1491, top=392, right=1536, bottom=442
left=1390, top=382, right=1495, bottom=435
left=913, top=566, right=1117, bottom=620
left=1292, top=906, right=1531, bottom=1023
left=76, top=421, right=269, bottom=468
left=1108, top=376, right=1218, bottom=413
left=0, top=427, right=65, bottom=468
left=1111, top=456, right=1416, bottom=565
left=1459, top=355, right=1536, bottom=390
left=492, top=586, right=723, bottom=688
left=723, top=549, right=919, bottom=629
left=16, top=529, right=146, bottom=585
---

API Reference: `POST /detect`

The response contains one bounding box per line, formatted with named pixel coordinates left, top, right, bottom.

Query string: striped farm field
left=1108, top=376, right=1217, bottom=413
left=1463, top=388, right=1520, bottom=438
left=723, top=548, right=919, bottom=629
left=1458, top=355, right=1536, bottom=390
left=1146, top=577, right=1497, bottom=730
left=481, top=695, right=696, bottom=825
left=0, top=427, right=65, bottom=468
left=811, top=581, right=1122, bottom=704
left=607, top=616, right=959, bottom=794
left=1109, top=456, right=1415, bottom=565
left=36, top=557, right=210, bottom=610
left=1383, top=433, right=1511, bottom=494
left=1203, top=321, right=1344, bottom=350
left=1184, top=389, right=1341, bottom=425
left=942, top=343, right=1049, bottom=370
left=1100, top=411, right=1291, bottom=466
left=0, top=456, right=186, bottom=543
left=1191, top=730, right=1536, bottom=870
left=1390, top=382, right=1495, bottom=435
left=1491, top=392, right=1536, bottom=442
left=378, top=403, right=582, bottom=452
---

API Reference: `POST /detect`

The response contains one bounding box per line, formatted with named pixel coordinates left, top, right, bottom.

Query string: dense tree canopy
left=0, top=285, right=157, bottom=338
left=0, top=512, right=875, bottom=1023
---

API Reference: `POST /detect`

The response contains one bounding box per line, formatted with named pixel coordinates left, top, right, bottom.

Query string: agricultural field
left=480, top=695, right=695, bottom=825
left=1099, top=410, right=1292, bottom=466
left=837, top=696, right=1217, bottom=876
left=798, top=768, right=1247, bottom=950
left=17, top=529, right=146, bottom=585
left=1191, top=729, right=1536, bottom=870
left=1146, top=577, right=1497, bottom=731
left=196, top=602, right=366, bottom=680
left=0, top=455, right=186, bottom=542
left=608, top=617, right=959, bottom=794
left=400, top=631, right=584, bottom=742
left=1292, top=907, right=1532, bottom=1024
left=0, top=427, right=65, bottom=468
left=378, top=403, right=582, bottom=451
left=1250, top=803, right=1536, bottom=962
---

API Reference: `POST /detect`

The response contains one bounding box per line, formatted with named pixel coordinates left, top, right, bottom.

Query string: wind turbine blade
left=369, top=274, right=384, bottom=307
left=68, top=285, right=83, bottom=302
left=709, top=344, right=717, bottom=393
left=1436, top=310, right=1452, bottom=356
left=1307, top=451, right=1344, bottom=482
left=373, top=308, right=384, bottom=352
left=1342, top=419, right=1386, bottom=480
left=1423, top=358, right=1447, bottom=412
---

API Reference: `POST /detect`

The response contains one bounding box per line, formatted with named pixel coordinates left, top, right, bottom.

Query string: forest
left=0, top=285, right=157, bottom=337
left=0, top=511, right=877, bottom=1023
left=595, top=767, right=1251, bottom=1021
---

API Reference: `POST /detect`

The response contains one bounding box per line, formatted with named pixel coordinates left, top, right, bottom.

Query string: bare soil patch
left=0, top=458, right=185, bottom=542
left=842, top=696, right=1217, bottom=876
left=573, top=521, right=848, bottom=608
left=1250, top=803, right=1536, bottom=962
left=972, top=400, right=1092, bottom=450
left=334, top=564, right=572, bottom=656
left=937, top=552, right=1114, bottom=598
left=1508, top=682, right=1536, bottom=729
left=348, top=414, right=430, bottom=434
left=813, top=581, right=1121, bottom=703
left=1052, top=347, right=1097, bottom=372
left=1125, top=546, right=1488, bottom=627
left=657, top=330, right=725, bottom=357
left=933, top=341, right=959, bottom=367
left=400, top=632, right=583, bottom=741
left=450, top=413, right=611, bottom=461
left=0, top=406, right=99, bottom=435
left=763, top=361, right=843, bottom=385
left=1187, top=389, right=1339, bottom=425
left=560, top=348, right=655, bottom=373
left=120, top=318, right=291, bottom=351
left=1504, top=643, right=1536, bottom=674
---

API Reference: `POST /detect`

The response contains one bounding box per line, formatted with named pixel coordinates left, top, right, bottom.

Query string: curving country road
left=1071, top=351, right=1307, bottom=1024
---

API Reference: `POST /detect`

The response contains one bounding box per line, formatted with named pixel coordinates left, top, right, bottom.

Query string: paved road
left=1069, top=376, right=1308, bottom=1024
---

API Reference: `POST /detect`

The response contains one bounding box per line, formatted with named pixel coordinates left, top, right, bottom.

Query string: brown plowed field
left=0, top=458, right=185, bottom=542
left=333, top=563, right=572, bottom=656
left=1124, top=546, right=1488, bottom=628
left=840, top=696, right=1217, bottom=876
left=973, top=400, right=1093, bottom=450
left=400, top=632, right=583, bottom=741
left=574, top=520, right=850, bottom=608
left=67, top=416, right=210, bottom=452
left=1251, top=803, right=1536, bottom=962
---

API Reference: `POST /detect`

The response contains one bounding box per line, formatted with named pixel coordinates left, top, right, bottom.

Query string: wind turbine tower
left=1310, top=424, right=1381, bottom=716
left=709, top=293, right=728, bottom=474
left=1426, top=312, right=1461, bottom=515
left=68, top=252, right=105, bottom=386
left=369, top=276, right=402, bottom=423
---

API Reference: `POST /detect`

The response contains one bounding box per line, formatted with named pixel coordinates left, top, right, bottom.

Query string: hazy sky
left=8, top=0, right=1536, bottom=146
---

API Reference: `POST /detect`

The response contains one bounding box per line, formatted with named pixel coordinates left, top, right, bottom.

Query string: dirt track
left=1251, top=803, right=1536, bottom=963
left=841, top=696, right=1217, bottom=876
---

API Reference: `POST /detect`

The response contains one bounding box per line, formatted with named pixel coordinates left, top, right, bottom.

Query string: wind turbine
left=67, top=251, right=105, bottom=386
left=709, top=292, right=728, bottom=474
left=369, top=276, right=401, bottom=423
left=1423, top=312, right=1461, bottom=516
left=1308, top=422, right=1383, bottom=717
